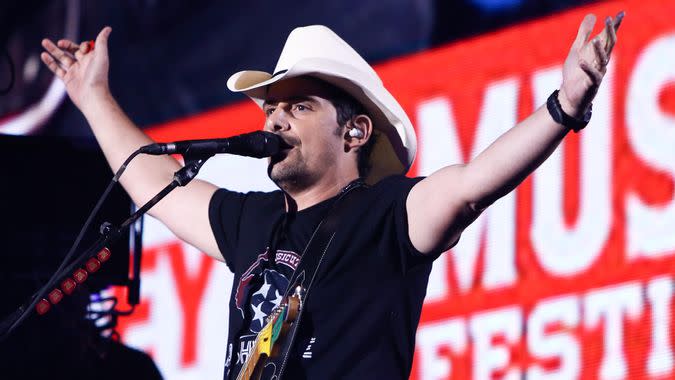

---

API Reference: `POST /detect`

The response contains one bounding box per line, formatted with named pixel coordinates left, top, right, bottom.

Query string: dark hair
left=322, top=83, right=378, bottom=178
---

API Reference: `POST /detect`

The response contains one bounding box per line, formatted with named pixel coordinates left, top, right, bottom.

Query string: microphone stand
left=0, top=153, right=213, bottom=342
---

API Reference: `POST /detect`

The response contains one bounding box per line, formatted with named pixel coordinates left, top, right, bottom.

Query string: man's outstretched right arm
left=41, top=27, right=223, bottom=261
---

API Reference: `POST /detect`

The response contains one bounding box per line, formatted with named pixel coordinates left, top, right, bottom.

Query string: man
left=41, top=11, right=623, bottom=379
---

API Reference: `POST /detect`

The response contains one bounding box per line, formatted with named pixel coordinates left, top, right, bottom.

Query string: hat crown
left=274, top=25, right=381, bottom=84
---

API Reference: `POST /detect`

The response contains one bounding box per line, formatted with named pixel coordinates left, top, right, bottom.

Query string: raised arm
left=407, top=12, right=624, bottom=254
left=41, top=27, right=223, bottom=261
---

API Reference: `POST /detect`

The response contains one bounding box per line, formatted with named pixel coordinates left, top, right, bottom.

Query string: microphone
left=139, top=131, right=288, bottom=158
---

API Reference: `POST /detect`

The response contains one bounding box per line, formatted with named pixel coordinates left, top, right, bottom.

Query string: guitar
left=236, top=285, right=305, bottom=380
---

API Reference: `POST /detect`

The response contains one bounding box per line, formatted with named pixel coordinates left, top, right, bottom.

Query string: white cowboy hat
left=226, top=25, right=416, bottom=184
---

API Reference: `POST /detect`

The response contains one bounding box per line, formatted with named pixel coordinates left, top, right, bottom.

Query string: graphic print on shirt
left=303, top=337, right=316, bottom=359
left=249, top=269, right=287, bottom=332
left=232, top=248, right=302, bottom=369
left=234, top=249, right=301, bottom=328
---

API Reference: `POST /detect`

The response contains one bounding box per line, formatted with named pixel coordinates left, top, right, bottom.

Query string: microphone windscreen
left=230, top=131, right=285, bottom=158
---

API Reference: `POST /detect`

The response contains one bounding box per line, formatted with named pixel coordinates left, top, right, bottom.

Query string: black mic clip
left=99, top=221, right=114, bottom=236
left=173, top=155, right=210, bottom=187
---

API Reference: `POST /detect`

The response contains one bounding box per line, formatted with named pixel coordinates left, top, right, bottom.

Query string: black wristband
left=546, top=90, right=592, bottom=133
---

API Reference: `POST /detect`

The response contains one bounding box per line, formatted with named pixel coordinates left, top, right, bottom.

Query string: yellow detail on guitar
left=236, top=287, right=304, bottom=380
left=257, top=319, right=274, bottom=357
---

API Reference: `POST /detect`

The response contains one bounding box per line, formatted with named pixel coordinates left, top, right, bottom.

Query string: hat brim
left=227, top=58, right=416, bottom=184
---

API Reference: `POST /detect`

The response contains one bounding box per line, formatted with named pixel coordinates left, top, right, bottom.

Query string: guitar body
left=236, top=287, right=303, bottom=380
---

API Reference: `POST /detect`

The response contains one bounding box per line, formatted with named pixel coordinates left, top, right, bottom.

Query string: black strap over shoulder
left=272, top=179, right=367, bottom=379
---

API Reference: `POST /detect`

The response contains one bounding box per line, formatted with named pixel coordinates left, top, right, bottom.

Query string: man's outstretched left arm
left=406, top=12, right=624, bottom=254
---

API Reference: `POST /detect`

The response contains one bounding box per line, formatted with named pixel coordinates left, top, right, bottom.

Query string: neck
left=282, top=173, right=359, bottom=211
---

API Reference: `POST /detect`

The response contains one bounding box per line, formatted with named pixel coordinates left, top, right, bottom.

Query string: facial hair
left=267, top=140, right=317, bottom=193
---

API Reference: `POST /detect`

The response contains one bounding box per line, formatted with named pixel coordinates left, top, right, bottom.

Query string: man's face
left=263, top=76, right=345, bottom=190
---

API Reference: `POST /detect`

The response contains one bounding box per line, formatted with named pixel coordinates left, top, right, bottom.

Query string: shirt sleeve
left=208, top=188, right=247, bottom=272
left=381, top=176, right=447, bottom=269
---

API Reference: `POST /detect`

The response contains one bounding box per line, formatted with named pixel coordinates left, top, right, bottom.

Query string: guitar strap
left=270, top=179, right=367, bottom=379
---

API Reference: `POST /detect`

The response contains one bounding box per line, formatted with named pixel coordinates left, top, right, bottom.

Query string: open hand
left=559, top=12, right=624, bottom=117
left=40, top=27, right=112, bottom=109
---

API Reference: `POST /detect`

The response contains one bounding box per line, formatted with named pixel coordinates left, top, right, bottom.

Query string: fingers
left=54, top=39, right=86, bottom=59
left=575, top=11, right=625, bottom=88
left=40, top=26, right=111, bottom=82
left=94, top=26, right=112, bottom=55
left=579, top=59, right=603, bottom=86
left=40, top=51, right=66, bottom=79
left=606, top=11, right=625, bottom=56
left=613, top=10, right=625, bottom=31
left=73, top=41, right=91, bottom=60
left=56, top=39, right=80, bottom=53
left=603, top=17, right=617, bottom=55
left=41, top=38, right=75, bottom=69
left=585, top=11, right=625, bottom=70
left=574, top=14, right=596, bottom=49
left=593, top=38, right=609, bottom=69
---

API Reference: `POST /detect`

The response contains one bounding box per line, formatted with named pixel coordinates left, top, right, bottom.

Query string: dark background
left=1, top=0, right=598, bottom=136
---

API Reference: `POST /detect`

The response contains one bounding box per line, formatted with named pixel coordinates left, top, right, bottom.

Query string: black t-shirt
left=209, top=175, right=441, bottom=379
